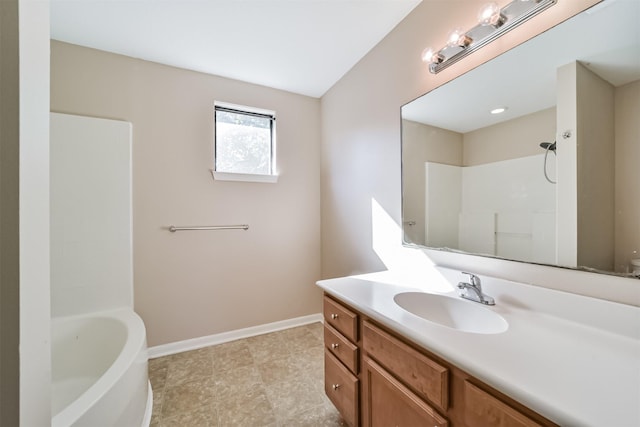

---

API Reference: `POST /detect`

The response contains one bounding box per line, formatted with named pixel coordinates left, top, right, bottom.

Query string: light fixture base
left=428, top=0, right=557, bottom=74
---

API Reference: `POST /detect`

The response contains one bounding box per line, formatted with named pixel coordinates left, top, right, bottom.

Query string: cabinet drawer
left=363, top=321, right=449, bottom=411
left=464, top=381, right=543, bottom=427
left=324, top=349, right=359, bottom=427
left=324, top=296, right=358, bottom=342
left=363, top=357, right=448, bottom=427
left=324, top=324, right=359, bottom=373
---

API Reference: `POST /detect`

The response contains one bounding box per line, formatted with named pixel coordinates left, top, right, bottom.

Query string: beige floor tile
left=294, top=346, right=324, bottom=370
left=245, top=331, right=293, bottom=364
left=279, top=402, right=346, bottom=427
left=217, top=386, right=277, bottom=427
left=160, top=404, right=218, bottom=427
left=149, top=356, right=171, bottom=372
left=275, top=324, right=319, bottom=341
left=149, top=363, right=169, bottom=394
left=162, top=376, right=217, bottom=418
left=165, top=354, right=214, bottom=388
left=210, top=364, right=263, bottom=399
left=257, top=352, right=305, bottom=386
left=304, top=321, right=324, bottom=337
left=211, top=340, right=254, bottom=373
left=150, top=389, right=164, bottom=427
left=150, top=322, right=337, bottom=427
left=265, top=376, right=327, bottom=421
left=169, top=347, right=213, bottom=362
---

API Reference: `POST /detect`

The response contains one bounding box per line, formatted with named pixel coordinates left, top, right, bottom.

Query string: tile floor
left=149, top=322, right=346, bottom=427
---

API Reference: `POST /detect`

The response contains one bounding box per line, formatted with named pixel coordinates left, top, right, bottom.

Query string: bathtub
left=51, top=309, right=152, bottom=427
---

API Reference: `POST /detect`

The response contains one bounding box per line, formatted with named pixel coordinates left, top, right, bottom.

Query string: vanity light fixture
left=423, top=0, right=557, bottom=74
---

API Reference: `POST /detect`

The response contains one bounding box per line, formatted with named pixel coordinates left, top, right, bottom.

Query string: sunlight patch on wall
left=369, top=198, right=454, bottom=293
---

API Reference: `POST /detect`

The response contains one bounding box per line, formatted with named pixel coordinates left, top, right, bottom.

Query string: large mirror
left=402, top=0, right=640, bottom=278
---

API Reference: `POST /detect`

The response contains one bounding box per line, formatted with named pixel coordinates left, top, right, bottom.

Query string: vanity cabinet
left=323, top=293, right=557, bottom=427
left=323, top=296, right=360, bottom=427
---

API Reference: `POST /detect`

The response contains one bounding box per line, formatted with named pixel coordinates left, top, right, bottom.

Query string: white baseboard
left=148, top=313, right=323, bottom=359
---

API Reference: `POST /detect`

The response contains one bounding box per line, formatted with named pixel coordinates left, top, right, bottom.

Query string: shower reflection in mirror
left=401, top=0, right=640, bottom=278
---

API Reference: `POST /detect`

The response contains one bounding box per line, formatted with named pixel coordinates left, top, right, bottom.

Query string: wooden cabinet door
left=362, top=357, right=448, bottom=427
left=325, top=350, right=359, bottom=427
left=464, top=381, right=543, bottom=427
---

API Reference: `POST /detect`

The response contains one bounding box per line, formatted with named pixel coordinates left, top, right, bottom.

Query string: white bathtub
left=51, top=309, right=152, bottom=427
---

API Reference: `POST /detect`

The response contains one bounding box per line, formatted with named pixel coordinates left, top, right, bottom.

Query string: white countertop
left=317, top=267, right=640, bottom=427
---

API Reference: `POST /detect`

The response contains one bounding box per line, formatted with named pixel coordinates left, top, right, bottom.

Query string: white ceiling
left=402, top=0, right=640, bottom=133
left=50, top=0, right=422, bottom=98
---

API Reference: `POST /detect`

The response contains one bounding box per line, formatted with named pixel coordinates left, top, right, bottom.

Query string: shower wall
left=402, top=108, right=556, bottom=248
left=424, top=154, right=557, bottom=264
left=50, top=113, right=133, bottom=316
left=460, top=155, right=556, bottom=264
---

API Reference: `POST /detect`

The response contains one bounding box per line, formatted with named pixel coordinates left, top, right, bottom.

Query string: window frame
left=212, top=101, right=278, bottom=183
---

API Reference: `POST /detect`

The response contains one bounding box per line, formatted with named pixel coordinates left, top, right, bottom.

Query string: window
left=213, top=102, right=277, bottom=183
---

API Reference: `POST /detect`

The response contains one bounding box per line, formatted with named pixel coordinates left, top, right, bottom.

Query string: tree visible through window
left=214, top=104, right=275, bottom=176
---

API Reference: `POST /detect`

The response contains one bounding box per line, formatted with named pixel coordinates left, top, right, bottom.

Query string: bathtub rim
left=51, top=308, right=148, bottom=426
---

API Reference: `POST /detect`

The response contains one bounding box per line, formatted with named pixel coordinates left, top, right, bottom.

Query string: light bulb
left=421, top=47, right=443, bottom=64
left=446, top=28, right=472, bottom=48
left=421, top=47, right=435, bottom=63
left=478, top=2, right=505, bottom=27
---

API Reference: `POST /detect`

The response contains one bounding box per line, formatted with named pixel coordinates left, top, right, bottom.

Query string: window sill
left=211, top=170, right=279, bottom=184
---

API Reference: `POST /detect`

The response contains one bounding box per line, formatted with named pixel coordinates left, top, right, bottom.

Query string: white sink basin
left=393, top=292, right=508, bottom=334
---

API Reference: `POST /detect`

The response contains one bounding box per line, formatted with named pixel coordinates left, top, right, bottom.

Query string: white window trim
left=213, top=101, right=278, bottom=183
left=214, top=100, right=274, bottom=117
left=211, top=170, right=279, bottom=184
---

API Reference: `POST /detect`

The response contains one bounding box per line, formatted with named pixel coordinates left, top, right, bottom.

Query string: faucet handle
left=461, top=272, right=481, bottom=287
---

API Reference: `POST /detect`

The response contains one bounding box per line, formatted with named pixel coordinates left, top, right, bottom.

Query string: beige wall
left=556, top=62, right=579, bottom=267
left=575, top=62, right=615, bottom=271
left=401, top=120, right=462, bottom=245
left=556, top=61, right=616, bottom=272
left=321, top=0, right=640, bottom=306
left=51, top=41, right=322, bottom=346
left=463, top=107, right=556, bottom=166
left=615, top=80, right=640, bottom=272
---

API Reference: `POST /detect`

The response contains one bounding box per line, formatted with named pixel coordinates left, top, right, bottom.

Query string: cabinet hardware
left=332, top=384, right=341, bottom=391
left=331, top=313, right=339, bottom=319
left=331, top=343, right=340, bottom=349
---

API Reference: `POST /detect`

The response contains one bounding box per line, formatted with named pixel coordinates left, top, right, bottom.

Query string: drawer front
left=363, top=357, right=448, bottom=427
left=363, top=321, right=449, bottom=411
left=324, top=324, right=359, bottom=373
left=464, top=381, right=543, bottom=427
left=324, top=349, right=359, bottom=427
left=323, top=296, right=358, bottom=342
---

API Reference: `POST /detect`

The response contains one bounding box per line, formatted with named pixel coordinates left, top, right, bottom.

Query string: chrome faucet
left=457, top=272, right=495, bottom=305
